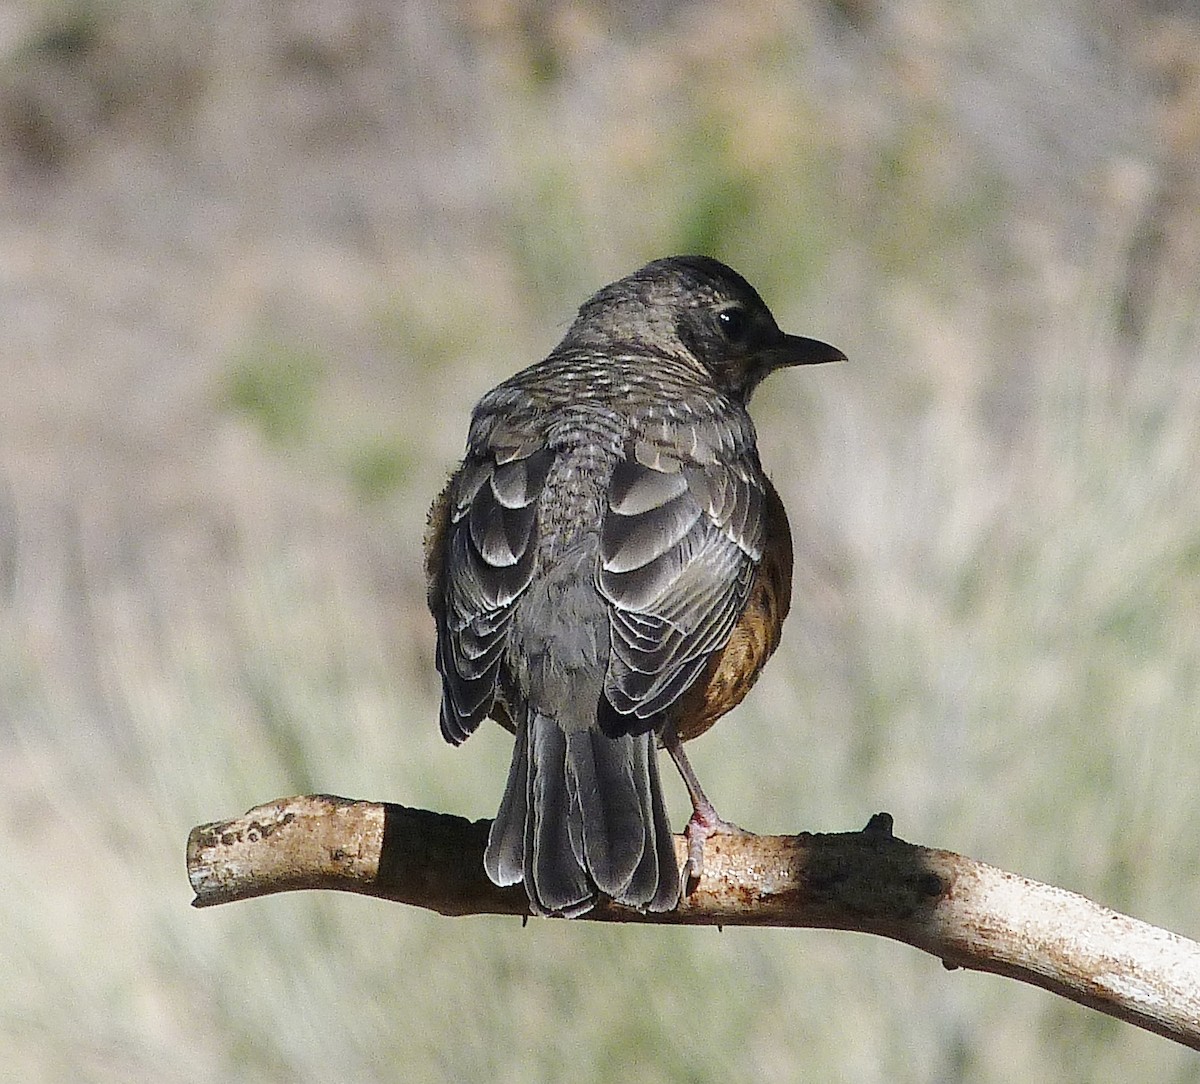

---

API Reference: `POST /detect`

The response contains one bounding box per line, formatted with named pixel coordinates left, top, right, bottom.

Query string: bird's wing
left=598, top=410, right=765, bottom=730
left=429, top=414, right=553, bottom=744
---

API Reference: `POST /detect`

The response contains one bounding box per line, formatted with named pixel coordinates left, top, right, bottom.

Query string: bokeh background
left=4, top=1, right=1200, bottom=1080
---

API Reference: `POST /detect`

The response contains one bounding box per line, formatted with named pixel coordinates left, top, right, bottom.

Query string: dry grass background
left=3, top=1, right=1200, bottom=1080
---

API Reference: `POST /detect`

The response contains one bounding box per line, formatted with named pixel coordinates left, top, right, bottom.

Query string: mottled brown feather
left=423, top=477, right=452, bottom=613
left=668, top=477, right=793, bottom=742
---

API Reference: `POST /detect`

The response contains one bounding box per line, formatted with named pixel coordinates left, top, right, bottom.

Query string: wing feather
left=599, top=419, right=766, bottom=732
left=432, top=443, right=552, bottom=743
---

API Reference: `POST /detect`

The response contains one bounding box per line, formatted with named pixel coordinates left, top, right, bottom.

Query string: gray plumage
left=428, top=255, right=842, bottom=915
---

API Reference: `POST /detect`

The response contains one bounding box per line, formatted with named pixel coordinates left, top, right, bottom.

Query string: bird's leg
left=662, top=723, right=749, bottom=885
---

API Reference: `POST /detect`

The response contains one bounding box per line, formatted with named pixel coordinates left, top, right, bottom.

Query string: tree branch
left=187, top=794, right=1200, bottom=1050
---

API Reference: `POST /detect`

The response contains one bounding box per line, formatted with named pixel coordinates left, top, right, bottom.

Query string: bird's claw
left=682, top=804, right=749, bottom=888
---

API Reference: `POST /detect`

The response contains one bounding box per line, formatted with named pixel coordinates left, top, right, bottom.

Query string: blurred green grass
left=3, top=1, right=1200, bottom=1081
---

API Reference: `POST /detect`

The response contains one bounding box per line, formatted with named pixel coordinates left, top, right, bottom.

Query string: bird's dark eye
left=716, top=306, right=750, bottom=343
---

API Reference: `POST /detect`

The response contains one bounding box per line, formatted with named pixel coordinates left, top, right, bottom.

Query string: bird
left=425, top=255, right=844, bottom=916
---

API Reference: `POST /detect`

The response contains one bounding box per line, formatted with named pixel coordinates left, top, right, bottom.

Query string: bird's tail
left=484, top=708, right=681, bottom=916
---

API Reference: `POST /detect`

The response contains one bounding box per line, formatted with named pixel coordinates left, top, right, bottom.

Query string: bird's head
left=568, top=255, right=845, bottom=401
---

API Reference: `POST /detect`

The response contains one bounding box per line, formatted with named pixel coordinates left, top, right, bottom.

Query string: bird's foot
left=682, top=799, right=750, bottom=888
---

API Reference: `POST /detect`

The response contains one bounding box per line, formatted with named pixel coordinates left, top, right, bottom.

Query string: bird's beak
left=774, top=334, right=847, bottom=367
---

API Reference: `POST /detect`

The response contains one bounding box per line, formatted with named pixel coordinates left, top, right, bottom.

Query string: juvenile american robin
left=425, top=256, right=843, bottom=916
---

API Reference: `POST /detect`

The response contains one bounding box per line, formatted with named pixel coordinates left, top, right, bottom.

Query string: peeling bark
left=187, top=796, right=1200, bottom=1050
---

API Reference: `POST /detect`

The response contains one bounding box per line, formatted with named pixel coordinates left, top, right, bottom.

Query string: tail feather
left=483, top=707, right=681, bottom=915
left=527, top=715, right=594, bottom=915
left=620, top=733, right=681, bottom=912
left=483, top=721, right=529, bottom=887
left=564, top=728, right=648, bottom=895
